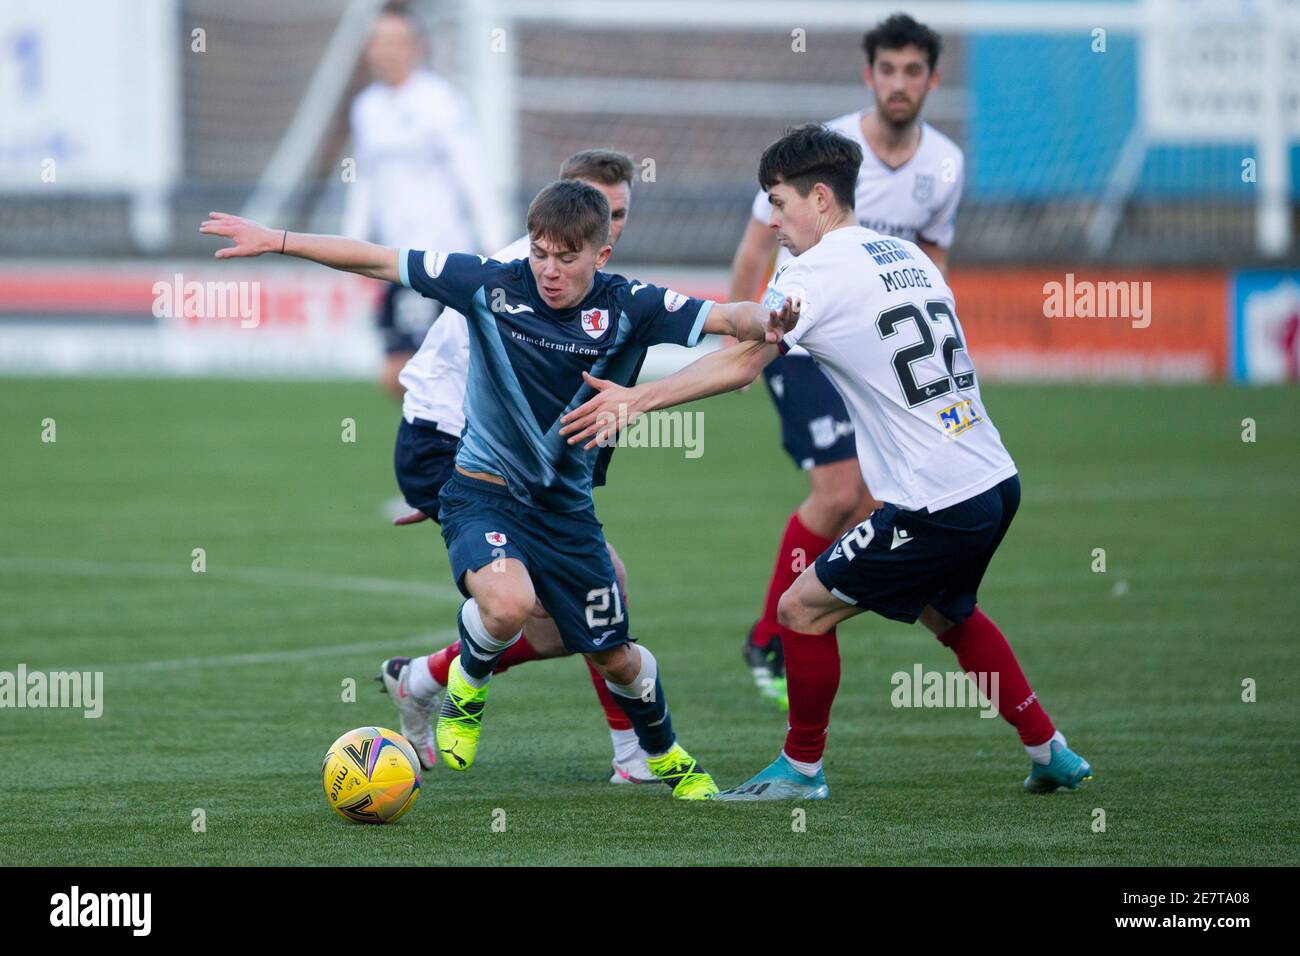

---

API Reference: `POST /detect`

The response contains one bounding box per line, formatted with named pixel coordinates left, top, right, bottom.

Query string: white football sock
left=610, top=727, right=641, bottom=763
left=1026, top=730, right=1067, bottom=765
left=406, top=654, right=442, bottom=703
left=457, top=598, right=521, bottom=689
left=604, top=643, right=657, bottom=699
left=781, top=750, right=822, bottom=778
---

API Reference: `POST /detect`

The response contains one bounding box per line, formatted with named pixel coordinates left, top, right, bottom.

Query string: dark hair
left=376, top=2, right=426, bottom=38
left=379, top=2, right=417, bottom=24
left=559, top=149, right=635, bottom=189
left=758, top=125, right=862, bottom=212
left=862, top=13, right=942, bottom=71
left=526, top=179, right=611, bottom=252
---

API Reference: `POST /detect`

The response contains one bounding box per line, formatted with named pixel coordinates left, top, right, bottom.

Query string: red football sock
left=781, top=624, right=841, bottom=764
left=492, top=636, right=543, bottom=674
left=586, top=659, right=632, bottom=731
left=426, top=642, right=459, bottom=687
left=754, top=511, right=835, bottom=648
left=426, top=634, right=543, bottom=683
left=935, top=607, right=1055, bottom=746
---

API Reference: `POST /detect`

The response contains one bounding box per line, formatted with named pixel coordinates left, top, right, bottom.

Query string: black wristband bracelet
left=280, top=230, right=287, bottom=254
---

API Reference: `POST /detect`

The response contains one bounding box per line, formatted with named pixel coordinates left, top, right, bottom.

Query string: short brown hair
left=526, top=179, right=610, bottom=252
left=559, top=149, right=635, bottom=189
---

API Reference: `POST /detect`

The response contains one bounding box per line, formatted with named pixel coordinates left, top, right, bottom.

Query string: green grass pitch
left=1, top=377, right=1296, bottom=866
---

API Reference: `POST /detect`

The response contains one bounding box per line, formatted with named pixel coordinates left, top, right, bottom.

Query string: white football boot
left=609, top=750, right=659, bottom=785
left=378, top=656, right=441, bottom=770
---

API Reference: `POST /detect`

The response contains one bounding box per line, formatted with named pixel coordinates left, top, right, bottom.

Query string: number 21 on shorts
left=585, top=581, right=625, bottom=628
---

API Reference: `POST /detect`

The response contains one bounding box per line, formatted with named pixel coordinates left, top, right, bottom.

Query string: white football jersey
left=768, top=226, right=1016, bottom=512
left=751, top=111, right=964, bottom=269
left=399, top=234, right=531, bottom=433
left=342, top=70, right=507, bottom=253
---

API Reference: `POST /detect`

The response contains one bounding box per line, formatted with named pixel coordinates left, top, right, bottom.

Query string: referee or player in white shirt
left=342, top=6, right=508, bottom=398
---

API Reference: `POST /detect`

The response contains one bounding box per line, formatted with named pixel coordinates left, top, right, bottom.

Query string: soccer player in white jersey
left=384, top=150, right=658, bottom=783
left=561, top=126, right=1094, bottom=800
left=729, top=14, right=963, bottom=709
left=342, top=6, right=507, bottom=398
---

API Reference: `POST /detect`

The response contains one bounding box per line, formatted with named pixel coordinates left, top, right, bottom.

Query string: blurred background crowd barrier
left=1, top=0, right=1296, bottom=382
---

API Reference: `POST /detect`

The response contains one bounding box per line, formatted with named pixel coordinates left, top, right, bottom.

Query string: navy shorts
left=814, top=475, right=1021, bottom=626
left=393, top=417, right=460, bottom=522
left=762, top=353, right=856, bottom=470
left=377, top=282, right=444, bottom=354
left=437, top=473, right=630, bottom=654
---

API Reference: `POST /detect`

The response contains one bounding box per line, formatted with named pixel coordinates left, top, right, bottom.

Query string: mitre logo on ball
left=581, top=308, right=609, bottom=339
left=485, top=531, right=507, bottom=546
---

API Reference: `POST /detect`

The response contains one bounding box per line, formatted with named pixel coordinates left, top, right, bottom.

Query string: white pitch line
left=51, top=631, right=458, bottom=674
left=0, top=556, right=461, bottom=602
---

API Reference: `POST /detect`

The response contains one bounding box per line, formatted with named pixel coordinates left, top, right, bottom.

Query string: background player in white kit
left=729, top=14, right=964, bottom=709
left=342, top=6, right=507, bottom=398
left=382, top=150, right=658, bottom=784
left=562, top=126, right=1094, bottom=800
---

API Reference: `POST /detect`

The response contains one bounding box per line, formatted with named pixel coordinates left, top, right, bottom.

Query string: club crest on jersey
left=663, top=289, right=688, bottom=312
left=913, top=174, right=935, bottom=203
left=485, top=531, right=507, bottom=546
left=580, top=308, right=610, bottom=339
left=937, top=398, right=983, bottom=437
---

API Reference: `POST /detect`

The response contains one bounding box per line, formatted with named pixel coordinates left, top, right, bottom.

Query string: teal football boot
left=1024, top=739, right=1094, bottom=793
left=711, top=754, right=830, bottom=801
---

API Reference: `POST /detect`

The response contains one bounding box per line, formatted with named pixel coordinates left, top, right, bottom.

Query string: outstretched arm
left=561, top=293, right=800, bottom=448
left=560, top=339, right=780, bottom=450
left=702, top=298, right=785, bottom=343
left=199, top=212, right=400, bottom=283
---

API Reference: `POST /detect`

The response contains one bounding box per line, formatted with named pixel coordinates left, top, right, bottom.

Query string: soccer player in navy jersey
left=385, top=150, right=663, bottom=784
left=200, top=181, right=791, bottom=798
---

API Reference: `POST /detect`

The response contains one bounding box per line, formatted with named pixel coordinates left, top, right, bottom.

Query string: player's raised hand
left=199, top=211, right=284, bottom=259
left=767, top=295, right=801, bottom=341
left=559, top=370, right=644, bottom=450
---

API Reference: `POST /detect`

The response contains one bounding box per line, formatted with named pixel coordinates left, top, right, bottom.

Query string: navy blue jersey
left=591, top=347, right=649, bottom=488
left=399, top=249, right=713, bottom=512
